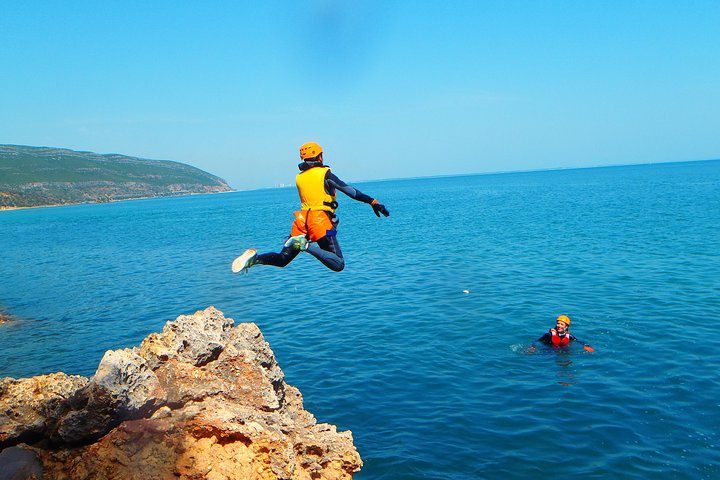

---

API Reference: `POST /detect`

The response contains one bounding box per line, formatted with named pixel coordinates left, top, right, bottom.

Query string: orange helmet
left=299, top=142, right=323, bottom=160
left=556, top=315, right=571, bottom=326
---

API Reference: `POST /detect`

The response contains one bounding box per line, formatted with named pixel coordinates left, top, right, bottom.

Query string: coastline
left=0, top=189, right=235, bottom=213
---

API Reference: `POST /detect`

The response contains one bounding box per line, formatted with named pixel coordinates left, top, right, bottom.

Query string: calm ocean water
left=1, top=160, right=719, bottom=479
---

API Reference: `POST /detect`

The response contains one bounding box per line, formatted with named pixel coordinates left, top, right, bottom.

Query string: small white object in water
left=463, top=289, right=470, bottom=294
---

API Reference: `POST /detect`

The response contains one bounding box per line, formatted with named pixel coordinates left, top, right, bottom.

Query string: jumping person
left=232, top=142, right=389, bottom=273
left=529, top=315, right=595, bottom=352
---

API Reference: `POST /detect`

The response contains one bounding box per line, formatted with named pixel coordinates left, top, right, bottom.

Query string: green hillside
left=0, top=145, right=233, bottom=208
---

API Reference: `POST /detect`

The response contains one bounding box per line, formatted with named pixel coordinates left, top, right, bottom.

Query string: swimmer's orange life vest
left=550, top=328, right=571, bottom=346
left=296, top=166, right=337, bottom=212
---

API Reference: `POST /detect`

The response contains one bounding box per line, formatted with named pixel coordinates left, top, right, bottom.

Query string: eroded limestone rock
left=0, top=373, right=88, bottom=448
left=0, top=307, right=362, bottom=479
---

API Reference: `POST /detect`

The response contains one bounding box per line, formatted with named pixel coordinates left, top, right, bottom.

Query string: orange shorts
left=290, top=210, right=336, bottom=242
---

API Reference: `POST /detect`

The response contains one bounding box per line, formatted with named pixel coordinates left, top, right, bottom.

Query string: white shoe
left=231, top=249, right=258, bottom=273
left=284, top=235, right=309, bottom=251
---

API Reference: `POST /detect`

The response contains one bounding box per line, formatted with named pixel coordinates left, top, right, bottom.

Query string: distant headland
left=0, top=145, right=233, bottom=209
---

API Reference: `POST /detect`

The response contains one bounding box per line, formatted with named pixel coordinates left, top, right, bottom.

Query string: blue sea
left=1, top=160, right=719, bottom=479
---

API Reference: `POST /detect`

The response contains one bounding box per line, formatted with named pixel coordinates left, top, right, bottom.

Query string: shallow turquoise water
left=1, top=161, right=719, bottom=479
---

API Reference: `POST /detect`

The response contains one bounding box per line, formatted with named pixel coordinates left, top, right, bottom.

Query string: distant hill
left=0, top=145, right=233, bottom=208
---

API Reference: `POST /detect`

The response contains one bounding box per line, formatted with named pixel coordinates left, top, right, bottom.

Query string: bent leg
left=256, top=245, right=300, bottom=268
left=307, top=235, right=345, bottom=272
left=256, top=213, right=307, bottom=268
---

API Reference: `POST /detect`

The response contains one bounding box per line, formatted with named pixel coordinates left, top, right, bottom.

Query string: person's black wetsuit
left=255, top=162, right=375, bottom=272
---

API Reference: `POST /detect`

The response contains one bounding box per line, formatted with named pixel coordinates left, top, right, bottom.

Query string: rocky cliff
left=0, top=307, right=362, bottom=479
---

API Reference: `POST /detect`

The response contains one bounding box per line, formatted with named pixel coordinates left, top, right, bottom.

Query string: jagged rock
left=0, top=307, right=362, bottom=479
left=93, top=348, right=165, bottom=414
left=137, top=307, right=234, bottom=368
left=0, top=373, right=88, bottom=448
left=55, top=348, right=167, bottom=444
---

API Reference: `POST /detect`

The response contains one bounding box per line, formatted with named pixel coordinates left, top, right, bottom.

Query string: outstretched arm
left=527, top=333, right=551, bottom=353
left=326, top=172, right=390, bottom=216
left=571, top=334, right=595, bottom=352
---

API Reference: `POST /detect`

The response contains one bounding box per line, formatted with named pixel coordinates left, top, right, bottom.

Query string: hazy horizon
left=3, top=142, right=718, bottom=191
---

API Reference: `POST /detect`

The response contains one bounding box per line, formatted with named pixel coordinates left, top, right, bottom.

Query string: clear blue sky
left=1, top=1, right=719, bottom=189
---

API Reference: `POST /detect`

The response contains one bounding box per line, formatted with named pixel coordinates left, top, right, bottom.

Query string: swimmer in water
left=528, top=315, right=595, bottom=352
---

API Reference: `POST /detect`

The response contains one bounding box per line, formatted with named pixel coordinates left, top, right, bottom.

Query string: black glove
left=371, top=201, right=390, bottom=217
